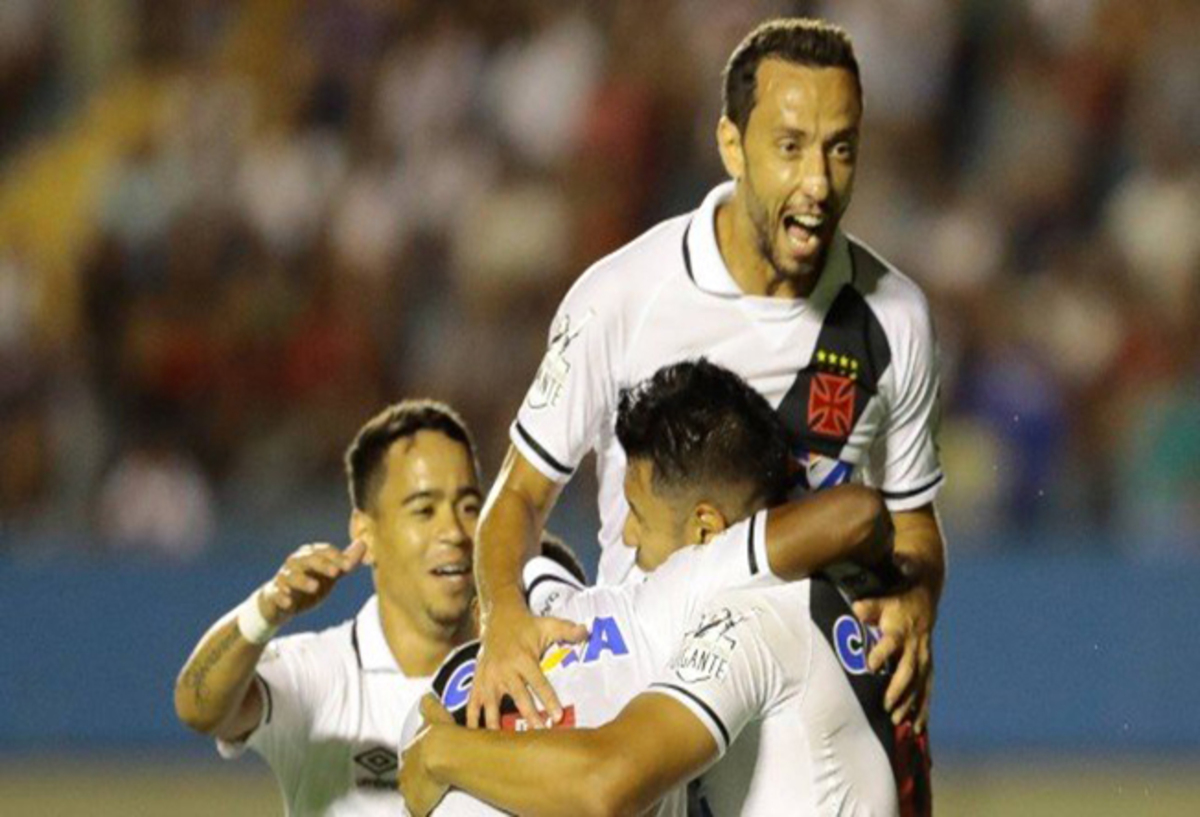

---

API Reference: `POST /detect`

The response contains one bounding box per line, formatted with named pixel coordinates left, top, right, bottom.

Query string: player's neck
left=715, top=196, right=818, bottom=300
left=377, top=596, right=473, bottom=678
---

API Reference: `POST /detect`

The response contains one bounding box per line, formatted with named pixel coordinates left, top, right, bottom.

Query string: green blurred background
left=3, top=758, right=1199, bottom=816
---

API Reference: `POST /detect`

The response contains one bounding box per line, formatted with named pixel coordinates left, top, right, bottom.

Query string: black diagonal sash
left=776, top=283, right=892, bottom=461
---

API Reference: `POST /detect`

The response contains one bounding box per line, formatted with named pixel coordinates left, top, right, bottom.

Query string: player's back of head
left=616, top=358, right=792, bottom=519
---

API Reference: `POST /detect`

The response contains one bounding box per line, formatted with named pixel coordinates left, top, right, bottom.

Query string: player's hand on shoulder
left=467, top=601, right=588, bottom=730
left=853, top=581, right=935, bottom=733
left=260, top=540, right=367, bottom=626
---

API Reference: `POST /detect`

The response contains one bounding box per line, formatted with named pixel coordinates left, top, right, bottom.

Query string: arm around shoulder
left=581, top=694, right=718, bottom=817
left=764, top=485, right=892, bottom=581
left=419, top=693, right=716, bottom=817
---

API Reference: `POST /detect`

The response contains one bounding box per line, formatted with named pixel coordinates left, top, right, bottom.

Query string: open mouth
left=782, top=213, right=825, bottom=257
left=431, top=564, right=472, bottom=579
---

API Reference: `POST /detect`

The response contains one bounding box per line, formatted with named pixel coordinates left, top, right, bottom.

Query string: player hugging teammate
left=177, top=16, right=943, bottom=817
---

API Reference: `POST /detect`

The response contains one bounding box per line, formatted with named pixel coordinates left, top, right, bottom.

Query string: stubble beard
left=744, top=176, right=829, bottom=296
left=426, top=595, right=471, bottom=629
left=425, top=590, right=475, bottom=637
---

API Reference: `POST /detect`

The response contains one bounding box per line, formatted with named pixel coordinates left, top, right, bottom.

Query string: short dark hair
left=345, top=400, right=479, bottom=512
left=723, top=18, right=860, bottom=134
left=615, top=359, right=792, bottom=510
left=540, top=530, right=588, bottom=585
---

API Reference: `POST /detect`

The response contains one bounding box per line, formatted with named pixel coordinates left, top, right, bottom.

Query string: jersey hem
left=214, top=675, right=270, bottom=760
left=750, top=510, right=772, bottom=578
left=510, top=422, right=575, bottom=483
left=881, top=473, right=944, bottom=512
left=648, top=684, right=730, bottom=755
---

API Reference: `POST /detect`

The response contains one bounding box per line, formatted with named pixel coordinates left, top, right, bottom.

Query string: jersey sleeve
left=645, top=598, right=788, bottom=757
left=511, top=268, right=629, bottom=482
left=216, top=633, right=330, bottom=781
left=523, top=555, right=586, bottom=616
left=869, top=293, right=944, bottom=511
left=631, top=512, right=780, bottom=652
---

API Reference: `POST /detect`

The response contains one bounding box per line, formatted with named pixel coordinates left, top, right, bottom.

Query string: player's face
left=622, top=459, right=687, bottom=572
left=734, top=61, right=861, bottom=287
left=366, top=431, right=481, bottom=635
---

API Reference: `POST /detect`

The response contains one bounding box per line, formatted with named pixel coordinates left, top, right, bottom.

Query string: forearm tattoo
left=182, top=625, right=244, bottom=705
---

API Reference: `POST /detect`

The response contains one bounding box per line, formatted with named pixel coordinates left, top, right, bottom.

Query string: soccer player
left=471, top=17, right=946, bottom=735
left=174, top=401, right=495, bottom=816
left=399, top=361, right=912, bottom=816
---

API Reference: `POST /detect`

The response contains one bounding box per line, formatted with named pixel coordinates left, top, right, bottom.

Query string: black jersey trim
left=880, top=473, right=944, bottom=502
left=524, top=573, right=584, bottom=605
left=351, top=618, right=363, bottom=670
left=682, top=219, right=696, bottom=283
left=748, top=513, right=760, bottom=576
left=653, top=683, right=731, bottom=749
left=514, top=422, right=574, bottom=477
left=256, top=672, right=273, bottom=726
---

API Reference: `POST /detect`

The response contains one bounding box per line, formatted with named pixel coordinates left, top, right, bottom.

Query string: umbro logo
left=354, top=746, right=398, bottom=777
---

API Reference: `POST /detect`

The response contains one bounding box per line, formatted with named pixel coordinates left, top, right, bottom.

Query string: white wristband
left=237, top=592, right=279, bottom=645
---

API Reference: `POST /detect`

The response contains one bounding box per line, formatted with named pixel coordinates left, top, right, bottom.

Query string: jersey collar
left=352, top=595, right=402, bottom=674
left=685, top=180, right=852, bottom=308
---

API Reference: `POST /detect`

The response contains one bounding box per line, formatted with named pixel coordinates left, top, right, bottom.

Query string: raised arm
left=469, top=447, right=588, bottom=729
left=174, top=541, right=364, bottom=741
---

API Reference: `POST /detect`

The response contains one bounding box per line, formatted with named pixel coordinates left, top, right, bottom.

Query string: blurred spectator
left=0, top=0, right=1197, bottom=557
left=96, top=431, right=216, bottom=560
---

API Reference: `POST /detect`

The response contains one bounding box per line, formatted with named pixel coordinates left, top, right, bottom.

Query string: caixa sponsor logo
left=441, top=617, right=629, bottom=712
left=833, top=614, right=883, bottom=675
left=441, top=660, right=478, bottom=714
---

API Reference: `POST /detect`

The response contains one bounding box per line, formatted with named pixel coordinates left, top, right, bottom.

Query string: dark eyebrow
left=401, top=490, right=440, bottom=507
left=825, top=127, right=859, bottom=145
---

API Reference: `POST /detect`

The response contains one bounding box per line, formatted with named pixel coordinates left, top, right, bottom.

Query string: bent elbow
left=173, top=678, right=219, bottom=735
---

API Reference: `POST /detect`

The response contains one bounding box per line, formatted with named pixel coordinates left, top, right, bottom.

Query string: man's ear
left=350, top=509, right=377, bottom=566
left=688, top=501, right=731, bottom=546
left=717, top=116, right=745, bottom=181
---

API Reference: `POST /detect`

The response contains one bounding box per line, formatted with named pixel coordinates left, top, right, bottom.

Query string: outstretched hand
left=466, top=602, right=589, bottom=730
left=259, top=540, right=367, bottom=627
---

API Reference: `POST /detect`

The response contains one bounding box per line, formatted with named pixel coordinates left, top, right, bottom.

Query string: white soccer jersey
left=513, top=181, right=943, bottom=584
left=401, top=512, right=780, bottom=817
left=219, top=596, right=433, bottom=817
left=650, top=581, right=919, bottom=816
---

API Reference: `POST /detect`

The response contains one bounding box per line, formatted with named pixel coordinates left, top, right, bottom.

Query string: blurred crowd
left=0, top=0, right=1197, bottom=561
